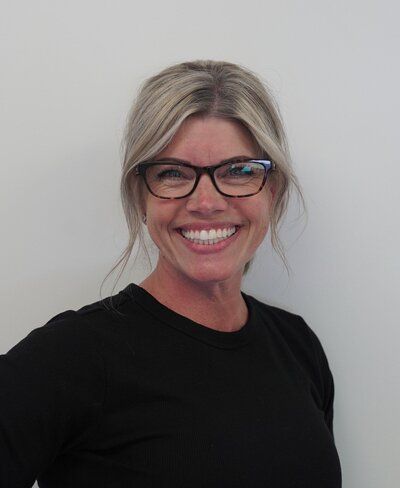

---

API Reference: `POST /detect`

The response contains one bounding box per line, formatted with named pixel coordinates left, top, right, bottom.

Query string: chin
left=180, top=263, right=243, bottom=285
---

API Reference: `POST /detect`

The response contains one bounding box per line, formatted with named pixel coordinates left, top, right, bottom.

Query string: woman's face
left=143, top=115, right=275, bottom=286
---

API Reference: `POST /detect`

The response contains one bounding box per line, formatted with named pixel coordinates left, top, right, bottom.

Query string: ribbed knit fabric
left=0, top=284, right=341, bottom=487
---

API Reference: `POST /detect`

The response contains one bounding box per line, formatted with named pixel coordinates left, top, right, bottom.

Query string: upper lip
left=176, top=222, right=242, bottom=231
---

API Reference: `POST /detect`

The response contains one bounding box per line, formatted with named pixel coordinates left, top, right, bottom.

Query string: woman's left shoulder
left=246, top=293, right=336, bottom=430
left=245, top=293, right=332, bottom=371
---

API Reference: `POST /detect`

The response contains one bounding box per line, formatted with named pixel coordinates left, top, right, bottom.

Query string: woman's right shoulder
left=0, top=295, right=128, bottom=488
left=4, top=284, right=138, bottom=362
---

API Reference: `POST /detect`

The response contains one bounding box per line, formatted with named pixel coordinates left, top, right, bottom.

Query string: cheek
left=146, top=219, right=172, bottom=257
left=242, top=196, right=271, bottom=228
left=147, top=213, right=167, bottom=238
left=250, top=204, right=272, bottom=243
left=145, top=202, right=178, bottom=244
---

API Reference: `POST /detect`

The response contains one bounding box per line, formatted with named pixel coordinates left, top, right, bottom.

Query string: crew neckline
left=122, top=283, right=257, bottom=349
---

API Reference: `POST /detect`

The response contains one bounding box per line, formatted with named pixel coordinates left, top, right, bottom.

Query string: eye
left=147, top=164, right=195, bottom=185
left=229, top=164, right=254, bottom=176
left=219, top=163, right=256, bottom=178
left=156, top=168, right=184, bottom=179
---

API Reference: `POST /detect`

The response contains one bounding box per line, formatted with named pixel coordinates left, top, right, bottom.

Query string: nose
left=185, top=173, right=228, bottom=214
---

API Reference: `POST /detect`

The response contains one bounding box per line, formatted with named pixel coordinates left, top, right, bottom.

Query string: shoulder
left=5, top=286, right=137, bottom=366
left=0, top=294, right=130, bottom=483
left=246, top=293, right=315, bottom=347
left=246, top=293, right=337, bottom=436
left=44, top=285, right=135, bottom=331
left=245, top=293, right=333, bottom=397
left=0, top=290, right=138, bottom=418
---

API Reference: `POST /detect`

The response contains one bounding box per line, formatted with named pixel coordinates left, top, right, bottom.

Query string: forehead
left=156, top=115, right=258, bottom=165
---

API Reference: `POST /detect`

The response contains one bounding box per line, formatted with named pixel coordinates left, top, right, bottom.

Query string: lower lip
left=177, top=227, right=241, bottom=254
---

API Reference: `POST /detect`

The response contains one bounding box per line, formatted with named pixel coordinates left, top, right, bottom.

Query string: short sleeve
left=300, top=317, right=336, bottom=439
left=0, top=312, right=106, bottom=488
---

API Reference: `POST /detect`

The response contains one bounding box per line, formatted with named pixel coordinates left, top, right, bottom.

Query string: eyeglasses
left=135, top=158, right=276, bottom=199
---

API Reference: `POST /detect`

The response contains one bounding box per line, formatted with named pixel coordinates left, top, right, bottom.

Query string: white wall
left=1, top=1, right=399, bottom=486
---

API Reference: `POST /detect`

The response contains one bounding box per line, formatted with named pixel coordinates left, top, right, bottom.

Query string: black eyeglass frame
left=135, top=158, right=276, bottom=199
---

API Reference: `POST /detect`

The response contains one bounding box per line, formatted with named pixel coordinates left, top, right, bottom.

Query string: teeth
left=181, top=226, right=237, bottom=245
left=199, top=230, right=208, bottom=241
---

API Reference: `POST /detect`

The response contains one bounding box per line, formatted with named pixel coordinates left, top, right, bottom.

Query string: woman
left=0, top=60, right=342, bottom=487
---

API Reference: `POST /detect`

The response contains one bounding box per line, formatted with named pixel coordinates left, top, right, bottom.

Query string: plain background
left=1, top=1, right=399, bottom=487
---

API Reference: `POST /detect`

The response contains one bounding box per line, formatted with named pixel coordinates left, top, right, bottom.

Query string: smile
left=179, top=226, right=237, bottom=245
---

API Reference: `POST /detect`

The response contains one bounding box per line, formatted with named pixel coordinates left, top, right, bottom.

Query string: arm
left=300, top=317, right=337, bottom=439
left=0, top=313, right=105, bottom=487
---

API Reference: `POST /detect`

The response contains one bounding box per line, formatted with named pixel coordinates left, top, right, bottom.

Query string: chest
left=82, top=340, right=341, bottom=487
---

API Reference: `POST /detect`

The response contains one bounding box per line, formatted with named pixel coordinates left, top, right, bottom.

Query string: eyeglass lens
left=145, top=161, right=269, bottom=198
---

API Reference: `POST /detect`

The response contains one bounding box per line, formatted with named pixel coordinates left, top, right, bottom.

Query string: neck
left=140, top=264, right=248, bottom=333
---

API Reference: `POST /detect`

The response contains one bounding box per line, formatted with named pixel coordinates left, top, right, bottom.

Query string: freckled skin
left=140, top=115, right=275, bottom=330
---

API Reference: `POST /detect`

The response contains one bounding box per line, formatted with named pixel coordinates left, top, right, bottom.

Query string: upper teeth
left=181, top=227, right=237, bottom=244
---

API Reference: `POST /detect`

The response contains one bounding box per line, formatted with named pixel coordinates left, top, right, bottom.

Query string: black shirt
left=0, top=284, right=342, bottom=487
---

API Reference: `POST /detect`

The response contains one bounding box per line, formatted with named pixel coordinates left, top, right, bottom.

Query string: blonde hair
left=104, top=60, right=306, bottom=293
